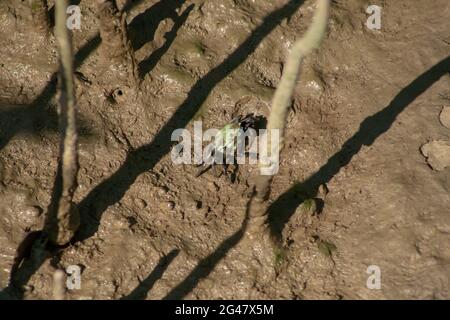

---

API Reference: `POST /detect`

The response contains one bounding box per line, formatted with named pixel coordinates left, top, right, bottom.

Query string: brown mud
left=0, top=0, right=449, bottom=299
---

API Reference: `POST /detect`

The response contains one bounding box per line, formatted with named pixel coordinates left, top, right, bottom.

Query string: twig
left=247, top=0, right=330, bottom=237
left=47, top=0, right=80, bottom=245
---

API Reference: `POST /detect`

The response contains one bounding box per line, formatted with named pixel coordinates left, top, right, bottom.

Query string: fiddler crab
left=195, top=113, right=264, bottom=180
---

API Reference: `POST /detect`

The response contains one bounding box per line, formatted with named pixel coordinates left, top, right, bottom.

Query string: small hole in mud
left=117, top=90, right=123, bottom=96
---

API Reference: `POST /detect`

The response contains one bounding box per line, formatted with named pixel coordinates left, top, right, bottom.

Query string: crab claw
left=239, top=113, right=256, bottom=131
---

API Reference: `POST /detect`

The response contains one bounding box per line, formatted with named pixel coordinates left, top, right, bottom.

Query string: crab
left=195, top=113, right=262, bottom=179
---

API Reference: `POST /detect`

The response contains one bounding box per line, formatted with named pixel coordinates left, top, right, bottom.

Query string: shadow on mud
left=74, top=0, right=307, bottom=243
left=267, top=55, right=450, bottom=241
left=121, top=249, right=180, bottom=300
left=5, top=0, right=448, bottom=301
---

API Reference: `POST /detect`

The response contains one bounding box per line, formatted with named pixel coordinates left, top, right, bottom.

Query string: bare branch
left=247, top=0, right=330, bottom=236
left=47, top=0, right=80, bottom=245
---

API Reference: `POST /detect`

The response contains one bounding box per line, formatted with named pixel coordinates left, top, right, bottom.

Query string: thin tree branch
left=46, top=0, right=80, bottom=245
left=248, top=0, right=330, bottom=235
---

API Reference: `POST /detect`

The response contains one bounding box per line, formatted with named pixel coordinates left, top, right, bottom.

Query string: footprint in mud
left=421, top=140, right=450, bottom=171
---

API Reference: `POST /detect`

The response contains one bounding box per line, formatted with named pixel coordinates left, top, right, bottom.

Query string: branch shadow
left=162, top=225, right=247, bottom=300
left=0, top=159, right=67, bottom=300
left=0, top=0, right=159, bottom=299
left=138, top=4, right=193, bottom=79
left=163, top=190, right=253, bottom=300
left=0, top=75, right=59, bottom=151
left=0, top=231, right=54, bottom=300
left=121, top=249, right=180, bottom=300
left=0, top=0, right=186, bottom=152
left=267, top=55, right=450, bottom=241
left=155, top=55, right=450, bottom=301
left=75, top=0, right=306, bottom=243
left=3, top=1, right=446, bottom=302
left=128, top=0, right=185, bottom=52
left=0, top=30, right=101, bottom=153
